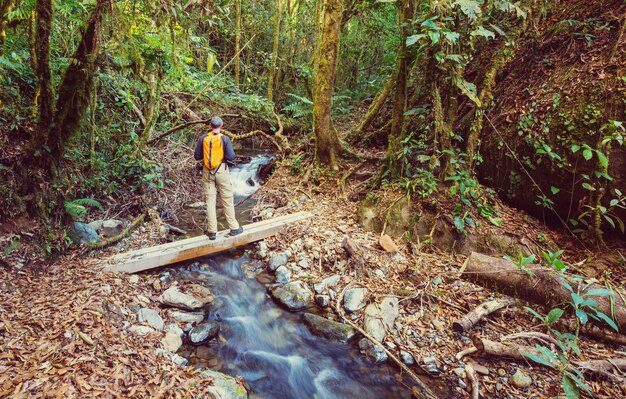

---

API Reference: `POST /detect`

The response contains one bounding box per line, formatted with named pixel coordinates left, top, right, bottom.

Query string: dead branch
left=465, top=363, right=479, bottom=399
left=86, top=214, right=145, bottom=250
left=147, top=114, right=239, bottom=145
left=452, top=297, right=515, bottom=333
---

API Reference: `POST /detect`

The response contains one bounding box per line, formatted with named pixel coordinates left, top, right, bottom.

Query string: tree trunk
left=234, top=0, right=242, bottom=87
left=347, top=72, right=394, bottom=143
left=46, top=0, right=111, bottom=161
left=135, top=72, right=162, bottom=153
left=89, top=76, right=98, bottom=169
left=386, top=0, right=414, bottom=178
left=35, top=0, right=53, bottom=139
left=312, top=0, right=344, bottom=166
left=461, top=252, right=626, bottom=332
left=267, top=0, right=283, bottom=102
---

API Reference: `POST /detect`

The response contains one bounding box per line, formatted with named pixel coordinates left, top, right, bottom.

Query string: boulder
left=268, top=252, right=289, bottom=271
left=88, top=219, right=104, bottom=232
left=189, top=321, right=220, bottom=345
left=302, top=313, right=356, bottom=343
left=275, top=266, right=291, bottom=284
left=102, top=219, right=124, bottom=237
left=137, top=308, right=164, bottom=330
left=271, top=281, right=313, bottom=311
left=358, top=338, right=388, bottom=363
left=160, top=286, right=207, bottom=311
left=343, top=288, right=368, bottom=313
left=70, top=222, right=99, bottom=244
left=168, top=310, right=204, bottom=324
left=162, top=330, right=183, bottom=352
left=198, top=368, right=248, bottom=399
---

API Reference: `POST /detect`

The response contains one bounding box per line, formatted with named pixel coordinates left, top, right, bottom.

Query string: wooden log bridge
left=102, top=212, right=314, bottom=273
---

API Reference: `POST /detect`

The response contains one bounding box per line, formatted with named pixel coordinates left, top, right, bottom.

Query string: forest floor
left=2, top=150, right=625, bottom=398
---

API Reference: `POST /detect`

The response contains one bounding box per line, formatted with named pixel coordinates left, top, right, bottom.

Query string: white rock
left=129, top=275, right=139, bottom=284
left=343, top=288, right=368, bottom=313
left=138, top=308, right=164, bottom=330
left=162, top=330, right=183, bottom=352
left=128, top=325, right=155, bottom=336
left=268, top=252, right=289, bottom=271
left=102, top=219, right=124, bottom=237
left=275, top=266, right=291, bottom=284
left=167, top=323, right=185, bottom=338
left=169, top=310, right=204, bottom=324
left=160, top=286, right=207, bottom=310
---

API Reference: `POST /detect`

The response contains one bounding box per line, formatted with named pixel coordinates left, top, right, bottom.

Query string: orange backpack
left=203, top=133, right=224, bottom=170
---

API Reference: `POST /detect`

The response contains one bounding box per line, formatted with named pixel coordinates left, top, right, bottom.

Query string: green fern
left=64, top=198, right=103, bottom=221
left=282, top=93, right=313, bottom=119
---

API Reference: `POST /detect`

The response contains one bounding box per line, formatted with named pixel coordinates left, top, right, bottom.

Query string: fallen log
left=461, top=252, right=626, bottom=332
left=452, top=297, right=515, bottom=333
left=473, top=336, right=626, bottom=383
left=559, top=319, right=626, bottom=346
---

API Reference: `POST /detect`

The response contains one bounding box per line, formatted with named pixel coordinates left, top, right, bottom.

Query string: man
left=194, top=116, right=244, bottom=240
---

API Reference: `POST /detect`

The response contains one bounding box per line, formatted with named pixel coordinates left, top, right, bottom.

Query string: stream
left=168, top=155, right=414, bottom=398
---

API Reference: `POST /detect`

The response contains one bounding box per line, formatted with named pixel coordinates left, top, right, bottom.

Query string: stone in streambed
left=315, top=294, right=330, bottom=307
left=70, top=222, right=99, bottom=244
left=189, top=321, right=220, bottom=345
left=198, top=368, right=249, bottom=399
left=137, top=308, right=164, bottom=330
left=343, top=288, right=368, bottom=313
left=400, top=350, right=415, bottom=365
left=102, top=219, right=124, bottom=237
left=268, top=252, right=289, bottom=271
left=363, top=296, right=399, bottom=342
left=169, top=310, right=204, bottom=324
left=271, top=281, right=313, bottom=310
left=314, top=274, right=341, bottom=294
left=162, top=330, right=183, bottom=352
left=358, top=338, right=388, bottom=364
left=275, top=266, right=291, bottom=284
left=302, top=313, right=355, bottom=343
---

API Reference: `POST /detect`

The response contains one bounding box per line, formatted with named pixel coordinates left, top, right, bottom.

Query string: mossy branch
left=86, top=214, right=145, bottom=250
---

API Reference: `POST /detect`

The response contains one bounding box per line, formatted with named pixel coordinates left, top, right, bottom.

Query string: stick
left=148, top=114, right=239, bottom=145
left=465, top=363, right=479, bottom=399
left=86, top=214, right=145, bottom=250
left=452, top=297, right=515, bottom=333
left=335, top=283, right=440, bottom=399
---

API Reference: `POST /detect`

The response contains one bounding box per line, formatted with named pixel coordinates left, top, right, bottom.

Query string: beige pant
left=202, top=165, right=240, bottom=233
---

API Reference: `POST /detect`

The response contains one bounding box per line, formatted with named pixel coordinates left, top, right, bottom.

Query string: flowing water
left=172, top=155, right=415, bottom=398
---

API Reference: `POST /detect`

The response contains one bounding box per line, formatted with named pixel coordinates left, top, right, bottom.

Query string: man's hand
left=195, top=162, right=203, bottom=171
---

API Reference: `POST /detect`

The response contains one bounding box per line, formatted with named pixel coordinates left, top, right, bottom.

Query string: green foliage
left=64, top=198, right=103, bottom=221
left=282, top=93, right=313, bottom=120
left=281, top=153, right=306, bottom=176
left=503, top=252, right=536, bottom=276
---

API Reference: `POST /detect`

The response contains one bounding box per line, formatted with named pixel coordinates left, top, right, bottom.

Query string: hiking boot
left=205, top=231, right=217, bottom=240
left=227, top=226, right=244, bottom=237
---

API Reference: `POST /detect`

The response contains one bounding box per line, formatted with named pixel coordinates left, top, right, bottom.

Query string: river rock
left=298, top=258, right=309, bottom=269
left=88, top=219, right=104, bottom=232
left=271, top=281, right=313, bottom=310
left=275, top=266, right=291, bottom=284
left=162, top=330, right=183, bottom=352
left=363, top=296, right=399, bottom=342
left=128, top=325, right=155, bottom=336
left=167, top=323, right=185, bottom=338
left=509, top=369, right=532, bottom=388
left=70, top=222, right=99, bottom=244
left=343, top=288, right=368, bottom=313
left=199, top=368, right=248, bottom=399
left=302, top=313, right=356, bottom=343
left=188, top=283, right=214, bottom=304
left=358, top=338, right=388, bottom=363
left=160, top=286, right=207, bottom=310
left=137, top=308, right=164, bottom=330
left=315, top=294, right=330, bottom=307
left=155, top=348, right=189, bottom=367
left=314, top=274, right=341, bottom=294
left=102, top=219, right=124, bottom=237
left=189, top=321, right=220, bottom=345
left=169, top=310, right=204, bottom=324
left=268, top=252, right=289, bottom=271
left=400, top=350, right=415, bottom=365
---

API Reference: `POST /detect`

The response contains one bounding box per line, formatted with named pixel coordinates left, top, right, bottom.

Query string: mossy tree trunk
left=135, top=71, right=162, bottom=154
left=347, top=72, right=394, bottom=143
left=267, top=0, right=283, bottom=102
left=234, top=0, right=242, bottom=87
left=386, top=0, right=415, bottom=178
left=35, top=0, right=53, bottom=140
left=312, top=0, right=344, bottom=166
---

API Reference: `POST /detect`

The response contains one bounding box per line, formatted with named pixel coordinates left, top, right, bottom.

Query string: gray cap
left=210, top=116, right=223, bottom=128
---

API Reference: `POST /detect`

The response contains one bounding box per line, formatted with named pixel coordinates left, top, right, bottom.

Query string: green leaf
left=406, top=34, right=425, bottom=46
left=582, top=148, right=593, bottom=160
left=453, top=216, right=465, bottom=231
left=575, top=308, right=588, bottom=324
left=471, top=26, right=496, bottom=40
left=546, top=308, right=564, bottom=324
left=453, top=0, right=482, bottom=20
left=581, top=182, right=595, bottom=191
left=594, top=311, right=619, bottom=332
left=550, top=186, right=560, bottom=195
left=562, top=375, right=580, bottom=399
left=443, top=31, right=460, bottom=43
left=586, top=288, right=614, bottom=297
left=428, top=31, right=441, bottom=44
left=571, top=144, right=580, bottom=153
left=596, top=150, right=608, bottom=169
left=536, top=345, right=559, bottom=364
left=453, top=76, right=481, bottom=107
left=524, top=306, right=545, bottom=322
left=523, top=352, right=554, bottom=368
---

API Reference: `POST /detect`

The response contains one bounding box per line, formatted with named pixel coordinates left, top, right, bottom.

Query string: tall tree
left=234, top=0, right=242, bottom=86
left=312, top=0, right=344, bottom=166
left=267, top=0, right=283, bottom=101
left=35, top=0, right=53, bottom=137
left=386, top=0, right=415, bottom=177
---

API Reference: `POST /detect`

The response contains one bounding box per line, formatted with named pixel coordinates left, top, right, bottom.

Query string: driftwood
left=163, top=224, right=187, bottom=236
left=461, top=252, right=626, bottom=332
left=87, top=214, right=145, bottom=250
left=464, top=363, right=479, bottom=399
left=473, top=336, right=626, bottom=382
left=452, top=297, right=515, bottom=333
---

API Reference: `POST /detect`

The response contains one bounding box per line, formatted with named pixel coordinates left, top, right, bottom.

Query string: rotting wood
left=102, top=212, right=313, bottom=273
left=461, top=252, right=626, bottom=331
left=452, top=297, right=515, bottom=333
